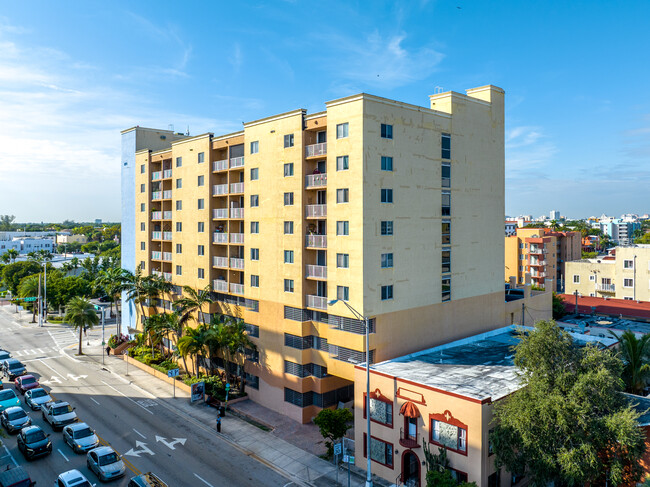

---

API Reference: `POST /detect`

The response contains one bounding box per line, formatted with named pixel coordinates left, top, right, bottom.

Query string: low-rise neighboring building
left=565, top=245, right=650, bottom=301
left=17, top=237, right=54, bottom=254
left=56, top=234, right=88, bottom=244
left=599, top=218, right=641, bottom=245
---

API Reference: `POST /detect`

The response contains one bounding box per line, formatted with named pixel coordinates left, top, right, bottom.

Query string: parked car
left=128, top=472, right=168, bottom=487
left=0, top=389, right=21, bottom=412
left=63, top=422, right=99, bottom=453
left=15, top=375, right=39, bottom=395
left=2, top=359, right=26, bottom=380
left=0, top=464, right=35, bottom=487
left=87, top=446, right=126, bottom=482
left=42, top=400, right=77, bottom=430
left=24, top=387, right=52, bottom=410
left=1, top=406, right=31, bottom=433
left=17, top=424, right=52, bottom=460
left=54, top=469, right=93, bottom=487
left=0, top=350, right=11, bottom=362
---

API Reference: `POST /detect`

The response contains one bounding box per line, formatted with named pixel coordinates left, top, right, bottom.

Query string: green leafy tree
left=17, top=275, right=40, bottom=322
left=64, top=297, right=99, bottom=355
left=552, top=292, right=566, bottom=319
left=313, top=408, right=353, bottom=459
left=47, top=276, right=92, bottom=314
left=5, top=249, right=19, bottom=263
left=635, top=231, right=650, bottom=245
left=610, top=330, right=650, bottom=395
left=0, top=215, right=15, bottom=231
left=95, top=267, right=128, bottom=328
left=491, top=320, right=645, bottom=486
left=177, top=325, right=210, bottom=377
left=2, top=261, right=40, bottom=295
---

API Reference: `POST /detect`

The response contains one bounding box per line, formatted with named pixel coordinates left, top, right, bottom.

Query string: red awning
left=399, top=401, right=421, bottom=418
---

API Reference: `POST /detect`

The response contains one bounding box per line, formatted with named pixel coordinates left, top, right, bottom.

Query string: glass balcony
left=230, top=283, right=244, bottom=295
left=305, top=234, right=327, bottom=248
left=163, top=169, right=172, bottom=178
left=163, top=211, right=173, bottom=220
left=162, top=190, right=173, bottom=199
left=152, top=270, right=162, bottom=277
left=151, top=251, right=161, bottom=260
left=230, top=156, right=244, bottom=168
left=152, top=231, right=162, bottom=240
left=151, top=211, right=162, bottom=220
left=305, top=173, right=327, bottom=188
left=597, top=283, right=615, bottom=293
left=306, top=295, right=327, bottom=310
left=213, top=256, right=229, bottom=268
left=163, top=231, right=173, bottom=241
left=230, top=258, right=245, bottom=270
left=230, top=233, right=244, bottom=244
left=152, top=191, right=161, bottom=200
left=306, top=204, right=327, bottom=218
left=213, top=279, right=228, bottom=292
left=230, top=182, right=244, bottom=194
left=306, top=265, right=327, bottom=279
left=152, top=171, right=162, bottom=181
left=162, top=252, right=172, bottom=261
left=213, top=208, right=228, bottom=219
left=305, top=142, right=327, bottom=158
left=213, top=184, right=228, bottom=196
left=230, top=208, right=244, bottom=219
left=163, top=272, right=172, bottom=281
left=213, top=233, right=228, bottom=244
left=213, top=159, right=228, bottom=172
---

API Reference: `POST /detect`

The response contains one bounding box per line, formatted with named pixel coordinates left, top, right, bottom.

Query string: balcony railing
left=230, top=258, right=245, bottom=270
left=152, top=191, right=161, bottom=200
left=306, top=265, right=327, bottom=279
left=305, top=173, right=327, bottom=188
left=163, top=211, right=173, bottom=220
left=230, top=182, right=244, bottom=194
left=306, top=204, right=327, bottom=218
left=230, top=283, right=244, bottom=295
left=152, top=231, right=162, bottom=240
left=151, top=211, right=162, bottom=220
left=213, top=256, right=229, bottom=268
left=529, top=260, right=546, bottom=266
left=230, top=233, right=244, bottom=244
left=152, top=270, right=162, bottom=277
left=529, top=247, right=547, bottom=255
left=162, top=190, right=173, bottom=199
left=305, top=142, right=327, bottom=158
left=230, top=156, right=244, bottom=168
left=213, top=208, right=228, bottom=219
left=399, top=428, right=420, bottom=448
left=213, top=279, right=228, bottom=292
left=597, top=283, right=616, bottom=293
left=152, top=171, right=162, bottom=181
left=531, top=272, right=547, bottom=278
left=230, top=208, right=244, bottom=219
left=306, top=295, right=328, bottom=310
left=163, top=231, right=173, bottom=241
left=213, top=233, right=228, bottom=244
left=151, top=251, right=161, bottom=260
left=163, top=169, right=172, bottom=178
left=305, top=234, right=327, bottom=248
left=162, top=252, right=172, bottom=262
left=213, top=159, right=228, bottom=172
left=213, top=184, right=228, bottom=196
left=163, top=272, right=172, bottom=281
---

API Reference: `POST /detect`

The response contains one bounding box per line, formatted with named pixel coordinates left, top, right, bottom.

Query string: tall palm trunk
left=78, top=325, right=83, bottom=355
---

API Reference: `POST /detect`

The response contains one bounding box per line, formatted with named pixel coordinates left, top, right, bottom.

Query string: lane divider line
left=57, top=448, right=70, bottom=462
left=100, top=380, right=154, bottom=415
left=133, top=429, right=146, bottom=439
left=194, top=473, right=215, bottom=487
left=96, top=433, right=141, bottom=476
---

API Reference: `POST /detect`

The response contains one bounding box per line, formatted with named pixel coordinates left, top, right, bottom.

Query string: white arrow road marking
left=57, top=448, right=70, bottom=462
left=124, top=441, right=154, bottom=458
left=194, top=474, right=214, bottom=487
left=67, top=373, right=87, bottom=381
left=41, top=375, right=62, bottom=385
left=155, top=436, right=187, bottom=450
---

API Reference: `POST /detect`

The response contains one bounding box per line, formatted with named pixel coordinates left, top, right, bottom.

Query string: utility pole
left=43, top=262, right=47, bottom=323
left=574, top=290, right=579, bottom=314
left=37, top=273, right=42, bottom=328
left=521, top=302, right=525, bottom=326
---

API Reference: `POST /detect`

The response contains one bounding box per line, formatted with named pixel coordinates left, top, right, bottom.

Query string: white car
left=87, top=446, right=126, bottom=482
left=54, top=469, right=94, bottom=487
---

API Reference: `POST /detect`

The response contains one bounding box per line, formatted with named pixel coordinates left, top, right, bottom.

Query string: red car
left=15, top=375, right=39, bottom=395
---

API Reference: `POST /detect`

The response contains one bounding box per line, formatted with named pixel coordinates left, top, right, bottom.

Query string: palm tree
left=17, top=275, right=39, bottom=323
left=123, top=266, right=156, bottom=330
left=177, top=326, right=210, bottom=377
left=611, top=330, right=650, bottom=395
left=96, top=267, right=128, bottom=329
left=6, top=249, right=19, bottom=263
left=64, top=297, right=99, bottom=355
left=225, top=318, right=257, bottom=394
left=177, top=285, right=214, bottom=328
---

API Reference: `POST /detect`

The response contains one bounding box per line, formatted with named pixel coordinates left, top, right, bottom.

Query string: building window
left=140, top=242, right=145, bottom=250
left=250, top=141, right=259, bottom=154
left=337, top=253, right=349, bottom=268
left=284, top=134, right=294, bottom=148
left=140, top=261, right=145, bottom=270
left=140, top=203, right=145, bottom=212
left=442, top=249, right=451, bottom=273
left=197, top=175, right=204, bottom=186
left=336, top=123, right=349, bottom=139
left=176, top=222, right=182, bottom=232
left=381, top=285, right=393, bottom=300
left=337, top=188, right=349, bottom=203
left=198, top=268, right=205, bottom=279
left=573, top=275, right=580, bottom=283
left=198, top=199, right=204, bottom=210
left=337, top=221, right=349, bottom=236
left=176, top=244, right=182, bottom=254
left=198, top=222, right=204, bottom=232
left=589, top=274, right=596, bottom=281
left=140, top=222, right=145, bottom=231
left=284, top=279, right=294, bottom=293
left=336, top=155, right=349, bottom=171
left=442, top=276, right=451, bottom=302
left=251, top=194, right=259, bottom=207
left=284, top=221, right=294, bottom=234
left=175, top=265, right=182, bottom=276
left=140, top=164, right=145, bottom=174
left=381, top=156, right=393, bottom=171
left=198, top=152, right=204, bottom=163
left=176, top=178, right=182, bottom=189
left=284, top=250, right=294, bottom=263
left=176, top=200, right=182, bottom=211
left=441, top=133, right=451, bottom=159
left=284, top=163, right=294, bottom=177
left=380, top=123, right=393, bottom=139
left=251, top=221, right=259, bottom=234
left=251, top=275, right=259, bottom=287
left=364, top=434, right=393, bottom=468
left=442, top=191, right=451, bottom=216
left=381, top=253, right=393, bottom=268
left=337, top=286, right=349, bottom=301
left=364, top=396, right=393, bottom=426
left=442, top=163, right=451, bottom=187
left=624, top=278, right=634, bottom=288
left=176, top=156, right=182, bottom=167
left=442, top=220, right=451, bottom=244
left=380, top=189, right=393, bottom=203
left=381, top=221, right=393, bottom=236
left=250, top=168, right=259, bottom=180
left=251, top=248, right=259, bottom=261
left=431, top=419, right=466, bottom=454
left=284, top=192, right=294, bottom=206
left=198, top=245, right=204, bottom=256
left=624, top=259, right=634, bottom=269
left=140, top=183, right=145, bottom=193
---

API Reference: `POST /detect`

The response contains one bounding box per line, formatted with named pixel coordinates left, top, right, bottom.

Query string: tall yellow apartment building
left=121, top=85, right=507, bottom=423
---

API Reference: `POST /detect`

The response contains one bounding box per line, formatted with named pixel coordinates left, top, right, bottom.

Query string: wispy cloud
left=505, top=125, right=557, bottom=174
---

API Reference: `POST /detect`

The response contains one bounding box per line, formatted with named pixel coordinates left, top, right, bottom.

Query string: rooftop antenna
left=186, top=126, right=190, bottom=136
left=434, top=86, right=444, bottom=94
left=168, top=124, right=174, bottom=132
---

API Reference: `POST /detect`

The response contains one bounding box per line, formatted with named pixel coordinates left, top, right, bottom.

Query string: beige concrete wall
left=565, top=260, right=617, bottom=298
left=56, top=235, right=88, bottom=244
left=615, top=247, right=650, bottom=301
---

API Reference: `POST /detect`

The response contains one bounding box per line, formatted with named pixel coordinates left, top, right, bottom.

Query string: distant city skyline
left=1, top=1, right=649, bottom=221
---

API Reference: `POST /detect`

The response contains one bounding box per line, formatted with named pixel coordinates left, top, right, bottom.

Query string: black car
left=2, top=359, right=25, bottom=380
left=17, top=425, right=52, bottom=460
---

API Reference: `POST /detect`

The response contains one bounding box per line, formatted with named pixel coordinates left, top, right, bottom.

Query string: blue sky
left=0, top=1, right=648, bottom=222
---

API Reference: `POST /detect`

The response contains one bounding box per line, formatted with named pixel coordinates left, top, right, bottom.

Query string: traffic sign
left=334, top=443, right=342, bottom=456
left=23, top=297, right=37, bottom=302
left=167, top=368, right=180, bottom=378
left=225, top=383, right=230, bottom=391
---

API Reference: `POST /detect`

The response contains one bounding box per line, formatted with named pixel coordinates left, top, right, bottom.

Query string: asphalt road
left=0, top=306, right=290, bottom=487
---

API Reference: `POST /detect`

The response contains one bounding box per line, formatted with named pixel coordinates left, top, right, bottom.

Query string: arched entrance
left=401, top=450, right=420, bottom=487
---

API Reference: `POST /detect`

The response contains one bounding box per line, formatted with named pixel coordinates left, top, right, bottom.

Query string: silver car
left=87, top=446, right=126, bottom=482
left=1, top=406, right=31, bottom=433
left=54, top=468, right=94, bottom=487
left=25, top=387, right=52, bottom=410
left=63, top=422, right=99, bottom=453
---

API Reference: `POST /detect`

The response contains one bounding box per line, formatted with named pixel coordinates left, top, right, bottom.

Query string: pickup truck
left=42, top=400, right=77, bottom=431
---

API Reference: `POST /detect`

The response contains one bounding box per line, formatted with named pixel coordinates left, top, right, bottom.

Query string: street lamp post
left=328, top=299, right=373, bottom=487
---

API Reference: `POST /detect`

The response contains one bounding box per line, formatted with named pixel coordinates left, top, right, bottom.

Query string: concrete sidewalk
left=3, top=307, right=391, bottom=487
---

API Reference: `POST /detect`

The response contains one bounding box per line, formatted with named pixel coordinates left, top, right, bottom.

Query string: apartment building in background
left=121, top=85, right=510, bottom=423
left=505, top=227, right=581, bottom=291
left=565, top=245, right=650, bottom=301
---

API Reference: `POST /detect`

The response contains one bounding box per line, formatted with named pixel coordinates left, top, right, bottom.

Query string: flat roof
left=558, top=295, right=650, bottom=320
left=626, top=393, right=650, bottom=426
left=369, top=325, right=617, bottom=403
